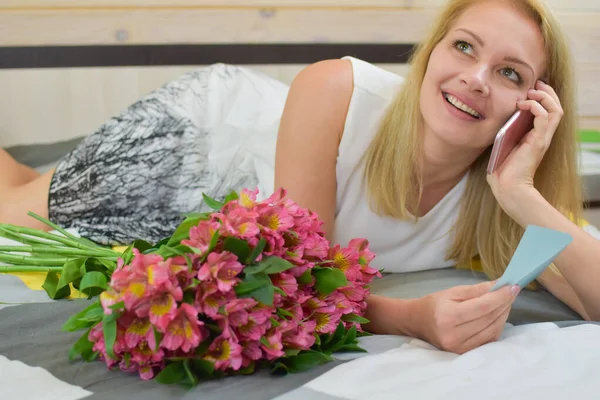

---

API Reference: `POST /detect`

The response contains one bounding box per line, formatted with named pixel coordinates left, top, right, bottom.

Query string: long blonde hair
left=363, top=0, right=582, bottom=282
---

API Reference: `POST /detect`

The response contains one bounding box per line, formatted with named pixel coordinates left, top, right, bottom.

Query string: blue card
left=490, top=225, right=573, bottom=291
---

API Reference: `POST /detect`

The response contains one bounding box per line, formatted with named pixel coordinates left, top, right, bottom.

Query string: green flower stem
left=0, top=224, right=102, bottom=251
left=0, top=253, right=72, bottom=266
left=0, top=245, right=117, bottom=257
left=0, top=226, right=64, bottom=247
left=26, top=211, right=85, bottom=244
left=0, top=253, right=118, bottom=266
left=0, top=266, right=63, bottom=273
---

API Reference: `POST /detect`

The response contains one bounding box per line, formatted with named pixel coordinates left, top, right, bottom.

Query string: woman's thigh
left=0, top=169, right=54, bottom=230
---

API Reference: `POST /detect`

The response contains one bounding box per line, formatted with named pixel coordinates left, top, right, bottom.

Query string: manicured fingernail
left=511, top=285, right=521, bottom=296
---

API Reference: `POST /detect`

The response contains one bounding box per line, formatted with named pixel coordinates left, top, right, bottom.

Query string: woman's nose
left=461, top=64, right=490, bottom=97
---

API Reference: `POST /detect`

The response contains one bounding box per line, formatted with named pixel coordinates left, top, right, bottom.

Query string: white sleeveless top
left=330, top=56, right=467, bottom=273
left=238, top=56, right=468, bottom=273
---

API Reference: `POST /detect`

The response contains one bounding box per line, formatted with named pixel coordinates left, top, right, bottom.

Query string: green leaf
left=202, top=193, right=225, bottom=210
left=345, top=325, right=357, bottom=345
left=235, top=273, right=275, bottom=305
left=182, top=359, right=198, bottom=386
left=314, top=333, right=322, bottom=347
left=122, top=352, right=131, bottom=369
left=284, top=348, right=301, bottom=357
left=323, top=322, right=346, bottom=348
left=207, top=229, right=220, bottom=253
left=62, top=301, right=103, bottom=332
left=237, top=361, right=255, bottom=375
left=262, top=256, right=295, bottom=275
left=283, top=350, right=333, bottom=373
left=335, top=344, right=368, bottom=353
left=297, top=269, right=313, bottom=285
left=68, top=328, right=98, bottom=362
left=234, top=272, right=271, bottom=295
left=182, top=290, right=195, bottom=305
left=341, top=313, right=370, bottom=325
left=153, top=245, right=192, bottom=266
left=42, top=271, right=71, bottom=300
left=234, top=274, right=275, bottom=306
left=79, top=271, right=109, bottom=298
left=79, top=305, right=104, bottom=323
left=260, top=336, right=270, bottom=348
left=248, top=282, right=274, bottom=306
left=154, top=362, right=187, bottom=385
left=167, top=216, right=205, bottom=246
left=246, top=237, right=266, bottom=264
left=270, top=361, right=289, bottom=374
left=223, top=237, right=251, bottom=263
left=189, top=359, right=214, bottom=377
left=223, top=190, right=239, bottom=204
left=97, top=258, right=117, bottom=272
left=277, top=308, right=294, bottom=319
left=153, top=326, right=163, bottom=352
left=181, top=212, right=211, bottom=219
left=244, top=256, right=295, bottom=276
left=56, top=258, right=85, bottom=291
left=313, top=268, right=348, bottom=295
left=120, top=243, right=136, bottom=264
left=109, top=301, right=125, bottom=311
left=194, top=340, right=211, bottom=357
left=132, top=239, right=154, bottom=253
left=102, top=312, right=120, bottom=360
left=269, top=317, right=280, bottom=327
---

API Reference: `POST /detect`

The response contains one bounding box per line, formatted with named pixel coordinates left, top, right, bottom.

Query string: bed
left=1, top=267, right=599, bottom=400
left=3, top=65, right=600, bottom=400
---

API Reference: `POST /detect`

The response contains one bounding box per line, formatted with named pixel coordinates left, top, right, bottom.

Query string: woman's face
left=420, top=1, right=547, bottom=151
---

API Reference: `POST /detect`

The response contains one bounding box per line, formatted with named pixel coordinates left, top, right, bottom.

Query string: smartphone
left=487, top=109, right=535, bottom=174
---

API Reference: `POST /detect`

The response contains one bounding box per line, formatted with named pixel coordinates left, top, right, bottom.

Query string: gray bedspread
left=2, top=268, right=595, bottom=400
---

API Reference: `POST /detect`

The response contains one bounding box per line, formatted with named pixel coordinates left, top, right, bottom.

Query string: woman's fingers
left=453, top=303, right=512, bottom=355
left=524, top=88, right=563, bottom=136
left=454, top=284, right=518, bottom=325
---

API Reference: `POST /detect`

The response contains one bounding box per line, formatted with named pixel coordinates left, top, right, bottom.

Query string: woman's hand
left=412, top=281, right=520, bottom=354
left=486, top=80, right=564, bottom=211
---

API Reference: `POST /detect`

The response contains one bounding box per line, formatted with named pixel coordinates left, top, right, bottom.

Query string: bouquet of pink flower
left=0, top=188, right=381, bottom=386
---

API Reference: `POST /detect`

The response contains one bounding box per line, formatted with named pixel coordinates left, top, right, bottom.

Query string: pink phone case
left=487, top=110, right=535, bottom=174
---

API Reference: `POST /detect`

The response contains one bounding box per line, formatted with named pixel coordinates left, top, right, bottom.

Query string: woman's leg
left=0, top=148, right=40, bottom=188
left=0, top=148, right=53, bottom=230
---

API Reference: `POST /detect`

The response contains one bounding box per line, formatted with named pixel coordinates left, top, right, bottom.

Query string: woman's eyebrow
left=454, top=28, right=535, bottom=77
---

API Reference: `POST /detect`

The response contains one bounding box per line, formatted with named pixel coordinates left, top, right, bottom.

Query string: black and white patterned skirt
left=48, top=63, right=288, bottom=246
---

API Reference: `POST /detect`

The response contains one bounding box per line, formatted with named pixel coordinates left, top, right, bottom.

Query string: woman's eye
left=454, top=40, right=473, bottom=55
left=500, top=67, right=521, bottom=83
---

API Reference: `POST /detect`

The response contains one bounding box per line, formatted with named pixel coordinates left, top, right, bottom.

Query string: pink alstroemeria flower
left=203, top=334, right=244, bottom=371
left=197, top=251, right=244, bottom=293
left=181, top=220, right=221, bottom=255
left=162, top=303, right=207, bottom=353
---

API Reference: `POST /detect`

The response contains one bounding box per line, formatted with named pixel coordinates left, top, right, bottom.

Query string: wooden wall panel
left=0, top=0, right=598, bottom=148
left=0, top=9, right=598, bottom=65
left=3, top=62, right=599, bottom=148
left=3, top=0, right=599, bottom=11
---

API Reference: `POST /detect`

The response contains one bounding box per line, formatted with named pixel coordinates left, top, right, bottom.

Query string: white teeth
left=444, top=94, right=481, bottom=119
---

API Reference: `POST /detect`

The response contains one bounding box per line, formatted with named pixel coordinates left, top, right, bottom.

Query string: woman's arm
left=274, top=59, right=413, bottom=335
left=273, top=59, right=519, bottom=347
left=499, top=189, right=597, bottom=320
left=274, top=58, right=352, bottom=240
left=488, top=80, right=599, bottom=321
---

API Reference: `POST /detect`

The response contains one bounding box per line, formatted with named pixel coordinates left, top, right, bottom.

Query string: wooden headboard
left=0, top=0, right=598, bottom=147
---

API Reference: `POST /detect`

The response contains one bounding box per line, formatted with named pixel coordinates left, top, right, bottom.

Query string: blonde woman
left=1, top=0, right=598, bottom=354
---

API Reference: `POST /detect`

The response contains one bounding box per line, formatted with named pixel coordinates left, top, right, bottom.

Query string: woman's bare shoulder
left=274, top=58, right=354, bottom=237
